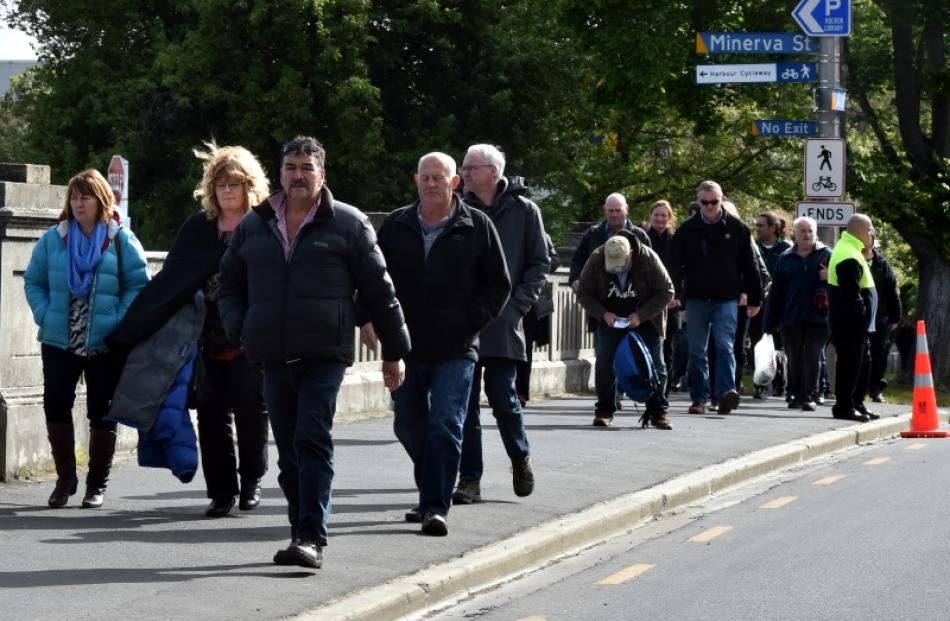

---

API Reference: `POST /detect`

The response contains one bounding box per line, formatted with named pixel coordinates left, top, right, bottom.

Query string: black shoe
left=752, top=386, right=767, bottom=400
left=788, top=400, right=803, bottom=409
left=273, top=539, right=322, bottom=568
left=815, top=395, right=826, bottom=406
left=239, top=478, right=262, bottom=511
left=205, top=497, right=235, bottom=517
left=856, top=405, right=880, bottom=420
left=421, top=513, right=448, bottom=536
left=802, top=401, right=817, bottom=412
left=405, top=506, right=423, bottom=523
left=833, top=409, right=870, bottom=423
left=871, top=392, right=885, bottom=403
left=513, top=456, right=534, bottom=497
left=717, top=390, right=739, bottom=415
left=452, top=478, right=481, bottom=504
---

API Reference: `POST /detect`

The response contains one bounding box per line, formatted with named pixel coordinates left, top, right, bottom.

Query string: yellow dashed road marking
left=597, top=563, right=655, bottom=585
left=813, top=475, right=845, bottom=485
left=905, top=443, right=928, bottom=451
left=864, top=457, right=890, bottom=465
left=690, top=526, right=732, bottom=542
left=759, top=496, right=797, bottom=509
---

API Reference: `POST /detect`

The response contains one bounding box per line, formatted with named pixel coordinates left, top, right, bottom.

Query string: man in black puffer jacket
left=218, top=136, right=410, bottom=569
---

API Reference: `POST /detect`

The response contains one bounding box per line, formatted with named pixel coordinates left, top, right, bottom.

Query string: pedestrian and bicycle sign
left=792, top=0, right=851, bottom=37
left=797, top=201, right=854, bottom=225
left=695, top=32, right=817, bottom=55
left=804, top=138, right=845, bottom=198
left=696, top=62, right=818, bottom=85
left=752, top=120, right=817, bottom=137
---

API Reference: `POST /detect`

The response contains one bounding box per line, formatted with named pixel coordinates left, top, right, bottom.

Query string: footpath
left=0, top=393, right=917, bottom=621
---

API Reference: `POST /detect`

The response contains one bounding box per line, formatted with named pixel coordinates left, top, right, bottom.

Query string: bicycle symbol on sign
left=812, top=176, right=837, bottom=192
left=782, top=67, right=800, bottom=80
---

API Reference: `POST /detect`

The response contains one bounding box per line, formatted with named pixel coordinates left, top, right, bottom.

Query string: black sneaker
left=832, top=409, right=870, bottom=423
left=512, top=456, right=534, bottom=497
left=404, top=506, right=423, bottom=523
left=717, top=390, right=739, bottom=415
left=273, top=539, right=322, bottom=568
left=421, top=513, right=448, bottom=536
left=801, top=401, right=817, bottom=412
left=856, top=405, right=881, bottom=420
left=452, top=478, right=481, bottom=505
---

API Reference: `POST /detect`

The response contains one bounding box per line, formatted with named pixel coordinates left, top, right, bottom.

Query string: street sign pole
left=815, top=36, right=842, bottom=248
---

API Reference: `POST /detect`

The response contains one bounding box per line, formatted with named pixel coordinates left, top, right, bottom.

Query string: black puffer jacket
left=868, top=249, right=901, bottom=327
left=377, top=196, right=510, bottom=363
left=217, top=187, right=410, bottom=364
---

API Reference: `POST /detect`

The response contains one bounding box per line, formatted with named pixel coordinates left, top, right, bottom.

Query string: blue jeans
left=262, top=359, right=347, bottom=546
left=459, top=358, right=531, bottom=482
left=685, top=299, right=738, bottom=404
left=594, top=324, right=668, bottom=415
left=393, top=358, right=475, bottom=516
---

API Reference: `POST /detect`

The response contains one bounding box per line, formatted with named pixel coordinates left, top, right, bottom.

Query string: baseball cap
left=604, top=235, right=631, bottom=273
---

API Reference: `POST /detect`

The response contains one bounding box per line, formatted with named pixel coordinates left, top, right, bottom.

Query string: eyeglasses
left=699, top=199, right=720, bottom=206
left=215, top=181, right=245, bottom=191
left=459, top=164, right=493, bottom=173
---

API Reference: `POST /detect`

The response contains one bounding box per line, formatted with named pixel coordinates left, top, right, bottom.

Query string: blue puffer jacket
left=24, top=218, right=149, bottom=354
left=136, top=345, right=199, bottom=484
left=763, top=242, right=832, bottom=333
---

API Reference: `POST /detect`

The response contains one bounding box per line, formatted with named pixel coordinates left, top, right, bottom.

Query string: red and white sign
left=107, top=155, right=129, bottom=226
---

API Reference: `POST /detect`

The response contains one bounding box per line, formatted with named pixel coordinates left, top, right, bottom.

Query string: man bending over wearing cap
left=576, top=232, right=674, bottom=428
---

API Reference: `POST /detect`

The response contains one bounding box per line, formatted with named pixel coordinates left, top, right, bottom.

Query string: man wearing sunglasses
left=669, top=180, right=762, bottom=415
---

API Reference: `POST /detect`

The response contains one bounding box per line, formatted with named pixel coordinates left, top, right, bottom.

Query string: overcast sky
left=0, top=26, right=38, bottom=61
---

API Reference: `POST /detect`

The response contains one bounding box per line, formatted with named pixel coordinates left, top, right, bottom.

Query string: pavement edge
left=291, top=414, right=911, bottom=621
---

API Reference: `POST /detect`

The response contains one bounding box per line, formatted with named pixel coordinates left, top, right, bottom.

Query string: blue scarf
left=67, top=219, right=108, bottom=301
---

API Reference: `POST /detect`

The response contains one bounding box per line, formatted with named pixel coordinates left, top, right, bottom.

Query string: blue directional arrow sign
left=792, top=0, right=851, bottom=37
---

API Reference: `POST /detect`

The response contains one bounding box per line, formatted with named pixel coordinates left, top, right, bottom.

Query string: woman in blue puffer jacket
left=24, top=168, right=149, bottom=509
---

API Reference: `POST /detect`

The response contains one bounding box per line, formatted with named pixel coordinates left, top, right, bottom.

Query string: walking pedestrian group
left=24, top=138, right=899, bottom=569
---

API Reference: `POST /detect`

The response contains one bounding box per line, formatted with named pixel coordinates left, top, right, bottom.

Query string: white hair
left=417, top=152, right=457, bottom=177
left=792, top=216, right=817, bottom=232
left=604, top=192, right=628, bottom=208
left=465, top=144, right=506, bottom=177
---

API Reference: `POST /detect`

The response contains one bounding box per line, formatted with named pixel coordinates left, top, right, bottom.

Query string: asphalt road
left=0, top=393, right=915, bottom=620
left=422, top=435, right=950, bottom=621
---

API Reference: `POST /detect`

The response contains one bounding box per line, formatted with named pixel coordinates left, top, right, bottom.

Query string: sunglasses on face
left=700, top=199, right=720, bottom=206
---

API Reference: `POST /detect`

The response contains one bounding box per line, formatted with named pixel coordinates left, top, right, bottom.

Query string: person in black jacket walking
left=669, top=181, right=762, bottom=416
left=568, top=193, right=651, bottom=291
left=218, top=136, right=411, bottom=569
left=863, top=235, right=901, bottom=403
left=370, top=152, right=510, bottom=536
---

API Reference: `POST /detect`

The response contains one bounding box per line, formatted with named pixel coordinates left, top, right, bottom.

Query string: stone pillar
left=0, top=164, right=63, bottom=480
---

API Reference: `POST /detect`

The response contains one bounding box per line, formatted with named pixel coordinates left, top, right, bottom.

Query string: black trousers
left=41, top=344, right=120, bottom=431
left=867, top=327, right=891, bottom=394
left=781, top=323, right=829, bottom=402
left=196, top=353, right=269, bottom=499
left=831, top=330, right=870, bottom=415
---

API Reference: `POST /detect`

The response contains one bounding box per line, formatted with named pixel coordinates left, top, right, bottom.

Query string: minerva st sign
left=695, top=32, right=816, bottom=55
left=696, top=62, right=818, bottom=85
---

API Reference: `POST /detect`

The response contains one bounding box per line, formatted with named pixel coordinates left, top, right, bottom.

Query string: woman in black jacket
left=644, top=200, right=682, bottom=394
left=108, top=143, right=271, bottom=517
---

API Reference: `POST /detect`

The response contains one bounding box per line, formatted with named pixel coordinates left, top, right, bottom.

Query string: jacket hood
left=615, top=228, right=644, bottom=255
left=56, top=211, right=122, bottom=243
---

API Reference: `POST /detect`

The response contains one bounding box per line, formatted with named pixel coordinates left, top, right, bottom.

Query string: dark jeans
left=41, top=344, right=120, bottom=432
left=459, top=358, right=531, bottom=482
left=831, top=331, right=870, bottom=416
left=262, top=359, right=347, bottom=546
left=197, top=353, right=269, bottom=500
left=393, top=358, right=475, bottom=517
left=868, top=326, right=891, bottom=394
left=594, top=323, right=667, bottom=415
left=781, top=323, right=829, bottom=402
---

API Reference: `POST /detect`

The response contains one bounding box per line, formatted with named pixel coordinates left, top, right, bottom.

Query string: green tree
left=847, top=0, right=950, bottom=383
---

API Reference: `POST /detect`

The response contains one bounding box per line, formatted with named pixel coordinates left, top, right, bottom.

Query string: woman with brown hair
left=108, top=143, right=271, bottom=516
left=24, top=169, right=149, bottom=508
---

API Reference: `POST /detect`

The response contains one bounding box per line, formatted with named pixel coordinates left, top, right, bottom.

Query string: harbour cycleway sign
left=696, top=32, right=817, bottom=55
left=792, top=0, right=851, bottom=37
left=752, top=120, right=817, bottom=137
left=696, top=62, right=818, bottom=85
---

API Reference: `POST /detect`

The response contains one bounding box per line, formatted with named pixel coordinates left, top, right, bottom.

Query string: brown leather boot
left=82, top=429, right=117, bottom=509
left=47, top=423, right=78, bottom=508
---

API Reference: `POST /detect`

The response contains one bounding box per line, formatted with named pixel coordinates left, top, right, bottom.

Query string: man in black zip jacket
left=371, top=152, right=510, bottom=537
left=669, top=180, right=762, bottom=416
left=218, top=136, right=411, bottom=568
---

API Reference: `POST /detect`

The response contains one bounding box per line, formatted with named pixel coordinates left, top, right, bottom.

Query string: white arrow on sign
left=797, top=0, right=823, bottom=33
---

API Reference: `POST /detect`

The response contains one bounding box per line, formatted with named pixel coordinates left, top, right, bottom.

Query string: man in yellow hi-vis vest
left=828, top=214, right=879, bottom=422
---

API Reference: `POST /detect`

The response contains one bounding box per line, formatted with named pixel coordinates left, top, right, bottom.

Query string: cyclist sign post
left=804, top=138, right=844, bottom=198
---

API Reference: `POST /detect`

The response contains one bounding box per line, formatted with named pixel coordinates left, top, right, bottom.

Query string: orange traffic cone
left=901, top=320, right=948, bottom=438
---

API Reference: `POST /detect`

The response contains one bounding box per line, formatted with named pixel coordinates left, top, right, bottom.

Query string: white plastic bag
left=753, top=334, right=777, bottom=386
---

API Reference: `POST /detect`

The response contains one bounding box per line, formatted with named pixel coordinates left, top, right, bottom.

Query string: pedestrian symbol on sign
left=818, top=145, right=833, bottom=170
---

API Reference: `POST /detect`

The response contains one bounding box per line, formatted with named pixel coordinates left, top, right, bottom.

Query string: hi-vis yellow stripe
left=813, top=475, right=845, bottom=485
left=690, top=526, right=732, bottom=542
left=759, top=496, right=797, bottom=509
left=597, top=563, right=655, bottom=585
left=906, top=443, right=928, bottom=450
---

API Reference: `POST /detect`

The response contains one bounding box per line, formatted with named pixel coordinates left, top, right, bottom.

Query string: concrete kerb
left=294, top=413, right=912, bottom=621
